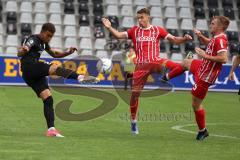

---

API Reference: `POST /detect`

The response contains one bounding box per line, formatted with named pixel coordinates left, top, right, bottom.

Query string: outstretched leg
left=161, top=58, right=194, bottom=81
left=49, top=64, right=99, bottom=83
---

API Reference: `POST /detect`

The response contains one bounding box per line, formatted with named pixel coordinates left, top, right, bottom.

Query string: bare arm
left=228, top=55, right=240, bottom=80
left=17, top=46, right=29, bottom=57
left=167, top=34, right=193, bottom=45
left=47, top=47, right=77, bottom=58
left=195, top=47, right=228, bottom=63
left=17, top=37, right=35, bottom=57
left=194, top=29, right=210, bottom=45
left=102, top=18, right=127, bottom=39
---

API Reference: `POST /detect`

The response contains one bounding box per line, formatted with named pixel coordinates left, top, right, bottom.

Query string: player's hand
left=67, top=47, right=78, bottom=54
left=18, top=45, right=29, bottom=53
left=228, top=72, right=234, bottom=81
left=184, top=34, right=193, bottom=41
left=195, top=47, right=206, bottom=58
left=193, top=28, right=202, bottom=37
left=102, top=18, right=111, bottom=29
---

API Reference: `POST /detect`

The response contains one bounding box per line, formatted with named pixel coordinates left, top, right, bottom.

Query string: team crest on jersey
left=26, top=39, right=34, bottom=46
left=137, top=36, right=156, bottom=42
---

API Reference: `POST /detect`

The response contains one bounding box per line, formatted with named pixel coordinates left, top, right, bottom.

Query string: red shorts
left=190, top=60, right=211, bottom=100
left=132, top=63, right=162, bottom=91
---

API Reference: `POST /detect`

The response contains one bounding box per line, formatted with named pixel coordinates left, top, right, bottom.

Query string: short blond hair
left=212, top=16, right=230, bottom=31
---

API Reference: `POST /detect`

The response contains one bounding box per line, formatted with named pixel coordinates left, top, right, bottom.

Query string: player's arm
left=228, top=55, right=240, bottom=80
left=195, top=47, right=228, bottom=63
left=102, top=18, right=127, bottom=39
left=47, top=47, right=77, bottom=58
left=17, top=46, right=30, bottom=57
left=17, top=37, right=34, bottom=57
left=194, top=29, right=210, bottom=45
left=166, top=34, right=193, bottom=45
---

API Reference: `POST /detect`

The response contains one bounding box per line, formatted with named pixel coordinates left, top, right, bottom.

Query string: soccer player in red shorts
left=102, top=8, right=192, bottom=134
left=163, top=16, right=230, bottom=140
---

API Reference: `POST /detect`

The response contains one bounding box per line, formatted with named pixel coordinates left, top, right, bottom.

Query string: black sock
left=56, top=67, right=79, bottom=80
left=43, top=96, right=55, bottom=129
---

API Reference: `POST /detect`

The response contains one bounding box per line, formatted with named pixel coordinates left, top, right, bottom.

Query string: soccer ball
left=96, top=58, right=113, bottom=74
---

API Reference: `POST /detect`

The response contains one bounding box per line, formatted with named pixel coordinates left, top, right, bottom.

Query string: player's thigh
left=191, top=79, right=210, bottom=104
left=35, top=77, right=51, bottom=99
left=24, top=76, right=50, bottom=98
left=34, top=61, right=51, bottom=77
left=132, top=66, right=150, bottom=92
left=25, top=61, right=51, bottom=78
left=188, top=59, right=202, bottom=75
left=49, top=63, right=62, bottom=75
left=150, top=63, right=165, bottom=73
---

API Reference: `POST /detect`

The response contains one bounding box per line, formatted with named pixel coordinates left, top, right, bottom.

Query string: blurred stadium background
left=0, top=0, right=239, bottom=91
left=0, top=0, right=239, bottom=61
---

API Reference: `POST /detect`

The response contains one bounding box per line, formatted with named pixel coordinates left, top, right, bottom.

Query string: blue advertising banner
left=0, top=56, right=239, bottom=92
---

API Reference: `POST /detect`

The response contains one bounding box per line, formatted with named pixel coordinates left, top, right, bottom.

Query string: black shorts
left=21, top=61, right=52, bottom=97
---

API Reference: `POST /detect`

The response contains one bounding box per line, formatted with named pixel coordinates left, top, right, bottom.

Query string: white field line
left=171, top=123, right=240, bottom=139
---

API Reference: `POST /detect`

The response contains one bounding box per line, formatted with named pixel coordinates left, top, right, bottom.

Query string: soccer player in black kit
left=17, top=23, right=99, bottom=137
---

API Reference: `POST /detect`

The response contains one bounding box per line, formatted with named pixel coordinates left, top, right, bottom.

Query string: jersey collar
left=139, top=25, right=152, bottom=30
left=214, top=33, right=226, bottom=38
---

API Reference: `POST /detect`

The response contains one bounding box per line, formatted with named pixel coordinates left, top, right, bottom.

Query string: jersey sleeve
left=126, top=26, right=136, bottom=39
left=23, top=36, right=36, bottom=49
left=157, top=27, right=169, bottom=39
left=215, top=38, right=228, bottom=54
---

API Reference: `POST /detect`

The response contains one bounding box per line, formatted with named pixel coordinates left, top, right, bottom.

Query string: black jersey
left=20, top=34, right=51, bottom=64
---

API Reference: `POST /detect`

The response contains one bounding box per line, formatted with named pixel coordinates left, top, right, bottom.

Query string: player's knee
left=131, top=91, right=140, bottom=98
left=192, top=103, right=200, bottom=111
left=43, top=96, right=53, bottom=107
left=192, top=99, right=201, bottom=111
left=182, top=59, right=189, bottom=69
left=40, top=89, right=52, bottom=100
left=49, top=64, right=61, bottom=75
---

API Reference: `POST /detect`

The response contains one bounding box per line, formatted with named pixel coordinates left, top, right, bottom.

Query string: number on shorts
left=193, top=84, right=197, bottom=91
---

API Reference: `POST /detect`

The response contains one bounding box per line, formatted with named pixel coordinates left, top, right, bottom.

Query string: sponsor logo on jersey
left=137, top=36, right=156, bottom=42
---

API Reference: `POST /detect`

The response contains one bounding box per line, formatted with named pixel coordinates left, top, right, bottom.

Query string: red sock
left=165, top=61, right=185, bottom=79
left=130, top=93, right=139, bottom=121
left=194, top=108, right=206, bottom=130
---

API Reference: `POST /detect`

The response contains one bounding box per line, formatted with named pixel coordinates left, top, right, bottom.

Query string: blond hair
left=212, top=16, right=230, bottom=31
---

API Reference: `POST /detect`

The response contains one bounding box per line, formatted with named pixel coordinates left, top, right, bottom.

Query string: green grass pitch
left=0, top=86, right=239, bottom=160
